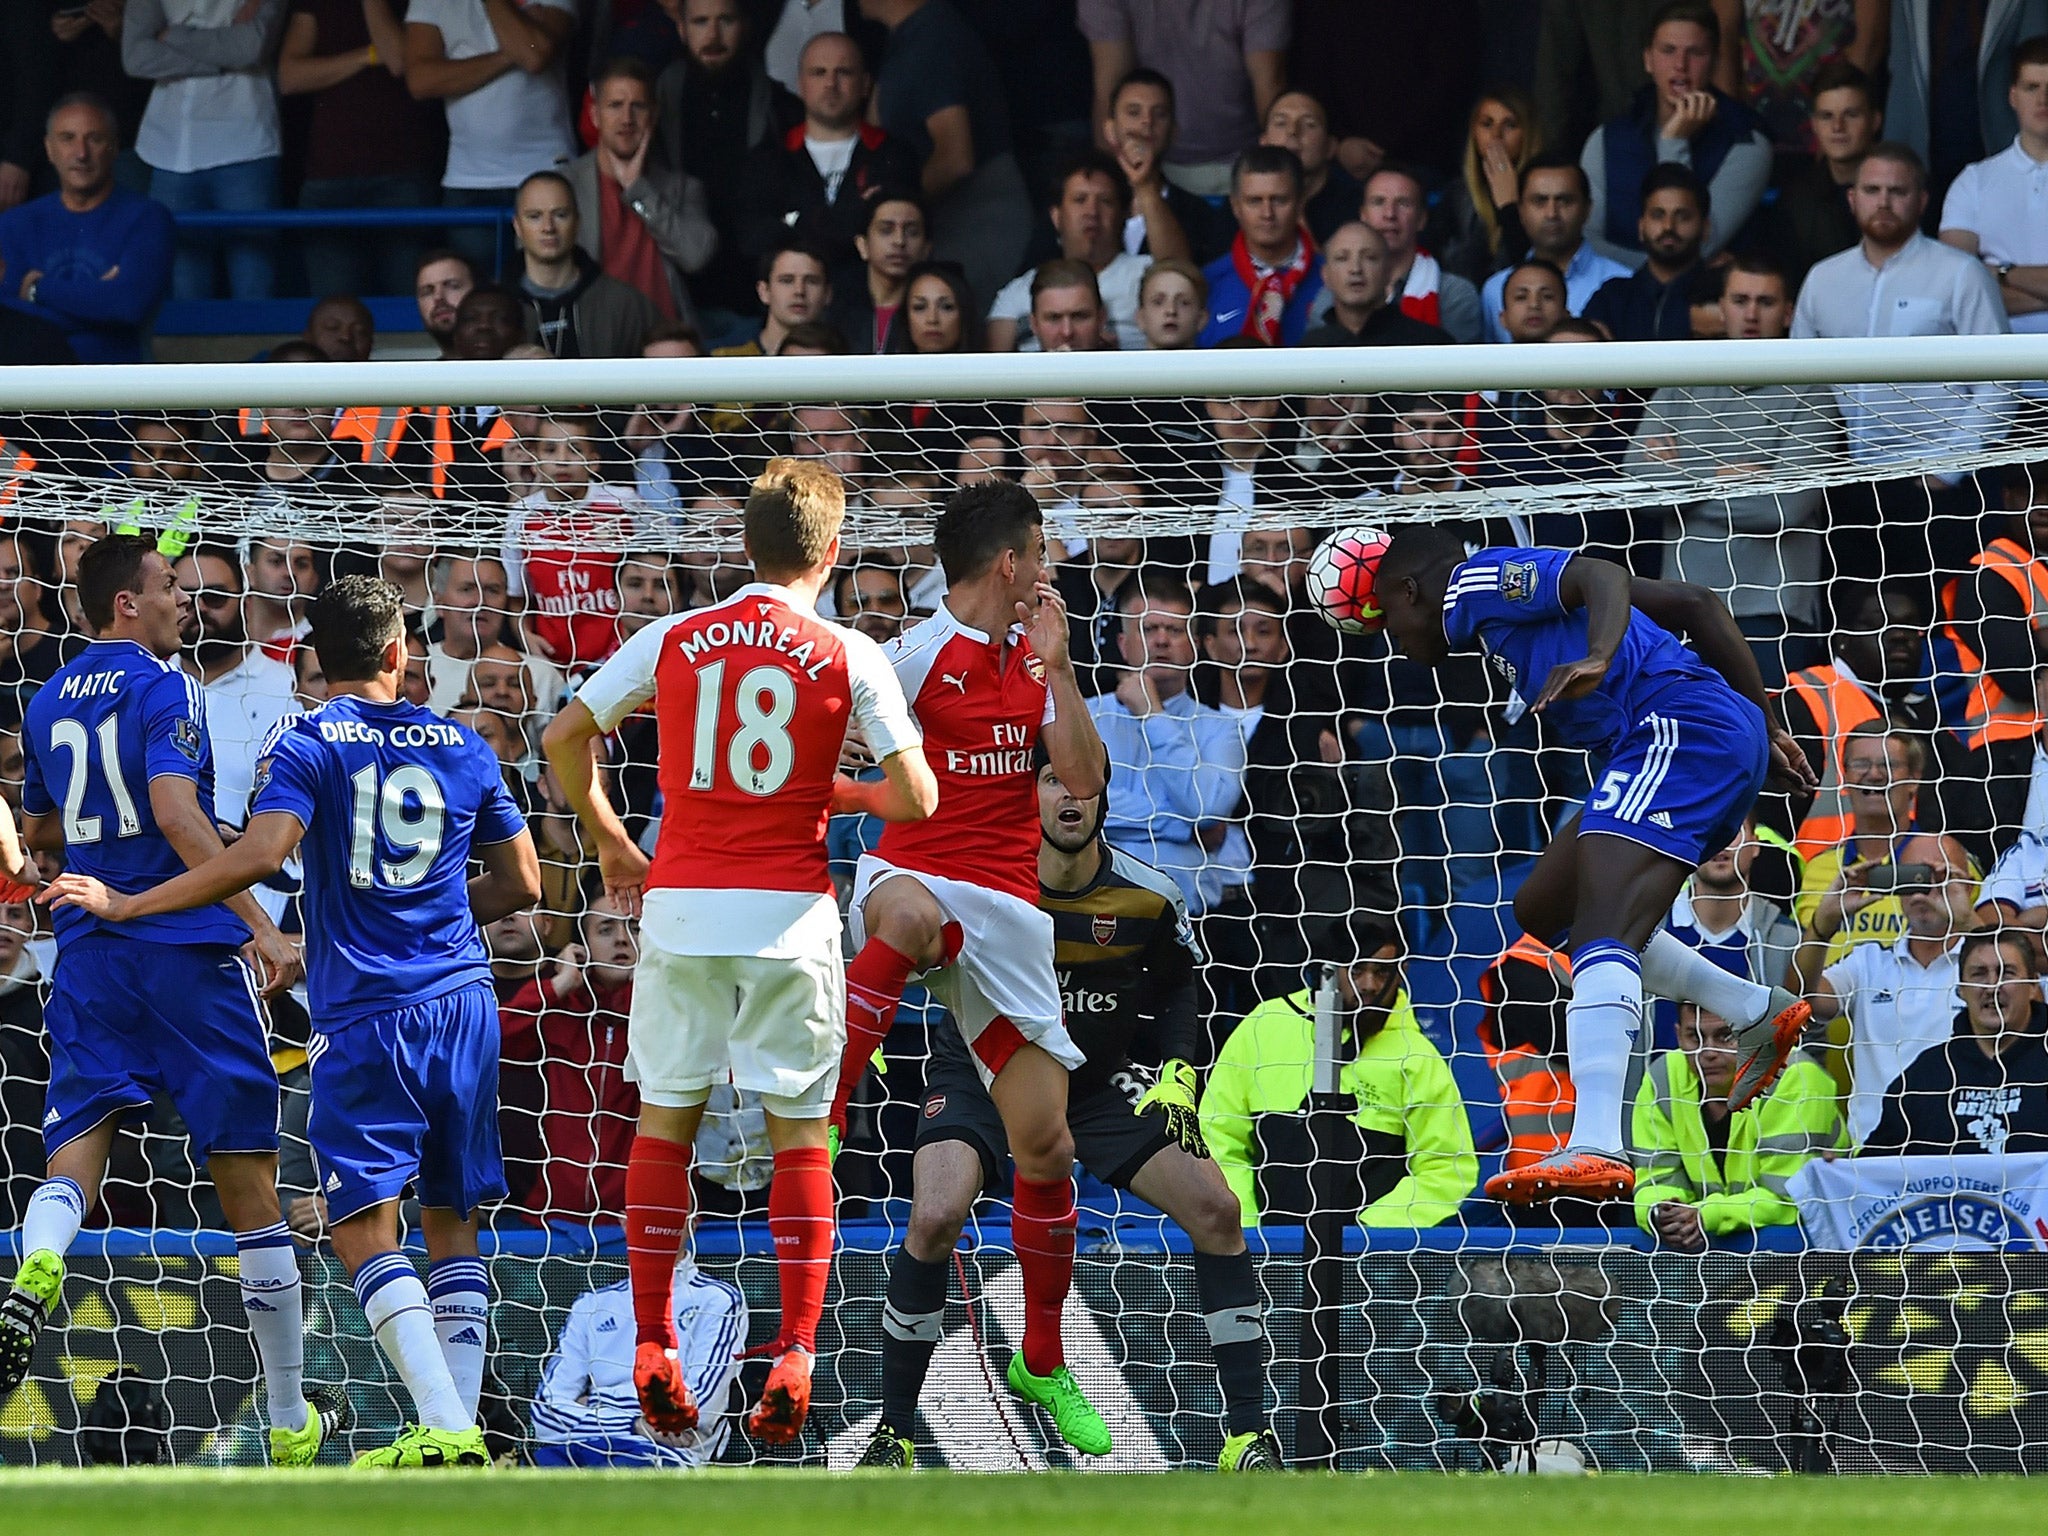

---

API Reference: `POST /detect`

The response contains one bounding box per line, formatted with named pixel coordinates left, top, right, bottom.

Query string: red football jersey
left=874, top=605, right=1055, bottom=903
left=575, top=585, right=919, bottom=897
left=504, top=489, right=639, bottom=669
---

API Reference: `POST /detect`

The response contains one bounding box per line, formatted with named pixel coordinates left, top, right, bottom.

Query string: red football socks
left=768, top=1146, right=835, bottom=1353
left=1011, top=1173, right=1077, bottom=1376
left=624, top=1133, right=694, bottom=1348
left=832, top=937, right=918, bottom=1129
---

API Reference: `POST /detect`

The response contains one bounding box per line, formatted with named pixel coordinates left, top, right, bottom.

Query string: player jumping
left=858, top=747, right=1279, bottom=1470
left=828, top=480, right=1112, bottom=1457
left=541, top=459, right=936, bottom=1447
left=0, top=535, right=348, bottom=1466
left=46, top=574, right=543, bottom=1468
left=1372, top=530, right=1818, bottom=1202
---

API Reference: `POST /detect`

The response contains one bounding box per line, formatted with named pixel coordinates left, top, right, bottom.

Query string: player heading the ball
left=46, top=575, right=544, bottom=1469
left=1368, top=527, right=1818, bottom=1203
left=542, top=458, right=937, bottom=1449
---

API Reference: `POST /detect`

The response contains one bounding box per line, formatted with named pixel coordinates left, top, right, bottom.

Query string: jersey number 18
left=688, top=660, right=797, bottom=798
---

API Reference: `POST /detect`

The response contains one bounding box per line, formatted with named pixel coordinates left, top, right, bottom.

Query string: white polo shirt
left=1940, top=136, right=2048, bottom=335
left=1824, top=932, right=1962, bottom=1147
left=1978, top=829, right=2048, bottom=917
left=987, top=251, right=1152, bottom=352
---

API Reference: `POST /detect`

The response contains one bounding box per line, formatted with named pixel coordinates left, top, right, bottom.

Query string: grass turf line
left=3, top=1470, right=2048, bottom=1536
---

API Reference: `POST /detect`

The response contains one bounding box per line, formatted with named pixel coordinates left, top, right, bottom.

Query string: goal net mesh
left=2, top=349, right=2047, bottom=1472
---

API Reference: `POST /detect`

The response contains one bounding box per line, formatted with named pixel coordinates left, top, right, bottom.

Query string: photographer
left=1790, top=834, right=1977, bottom=1147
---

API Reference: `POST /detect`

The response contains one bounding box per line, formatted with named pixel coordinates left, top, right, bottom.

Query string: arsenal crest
left=1091, top=913, right=1117, bottom=945
left=924, top=1095, right=946, bottom=1118
left=1023, top=651, right=1047, bottom=685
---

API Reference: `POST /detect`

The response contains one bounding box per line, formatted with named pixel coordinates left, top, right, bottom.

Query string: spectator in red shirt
left=502, top=408, right=649, bottom=669
left=564, top=54, right=717, bottom=324
left=500, top=895, right=642, bottom=1222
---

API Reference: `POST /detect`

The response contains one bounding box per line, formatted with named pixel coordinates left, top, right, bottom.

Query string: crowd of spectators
left=2, top=0, right=2048, bottom=1255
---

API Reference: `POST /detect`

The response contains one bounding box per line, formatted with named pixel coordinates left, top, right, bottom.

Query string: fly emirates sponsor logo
left=945, top=720, right=1032, bottom=776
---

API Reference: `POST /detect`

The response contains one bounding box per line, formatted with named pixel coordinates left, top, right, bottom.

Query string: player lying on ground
left=46, top=575, right=543, bottom=1469
left=828, top=480, right=1114, bottom=1456
left=0, top=535, right=350, bottom=1467
left=542, top=459, right=936, bottom=1447
left=1373, top=530, right=1818, bottom=1203
left=860, top=749, right=1280, bottom=1471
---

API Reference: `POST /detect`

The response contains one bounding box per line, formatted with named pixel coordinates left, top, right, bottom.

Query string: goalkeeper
left=858, top=744, right=1279, bottom=1472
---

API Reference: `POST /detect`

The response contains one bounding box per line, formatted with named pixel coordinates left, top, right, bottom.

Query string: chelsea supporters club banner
left=1791, top=1154, right=2048, bottom=1249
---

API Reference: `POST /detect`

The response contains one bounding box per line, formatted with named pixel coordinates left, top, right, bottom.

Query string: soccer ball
left=1304, top=525, right=1393, bottom=634
left=1502, top=1438, right=1591, bottom=1476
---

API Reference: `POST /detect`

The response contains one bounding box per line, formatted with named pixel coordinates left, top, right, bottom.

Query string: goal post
left=0, top=339, right=2045, bottom=1472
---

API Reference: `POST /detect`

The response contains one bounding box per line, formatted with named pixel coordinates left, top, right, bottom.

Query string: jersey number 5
left=49, top=717, right=143, bottom=845
left=688, top=660, right=796, bottom=797
left=348, top=764, right=447, bottom=889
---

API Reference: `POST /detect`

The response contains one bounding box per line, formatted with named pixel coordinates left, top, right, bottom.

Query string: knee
left=1185, top=1182, right=1246, bottom=1251
left=1011, top=1125, right=1074, bottom=1184
left=871, top=894, right=943, bottom=967
left=907, top=1200, right=970, bottom=1262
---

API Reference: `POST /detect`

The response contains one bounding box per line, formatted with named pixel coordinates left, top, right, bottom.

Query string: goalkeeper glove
left=1135, top=1059, right=1208, bottom=1159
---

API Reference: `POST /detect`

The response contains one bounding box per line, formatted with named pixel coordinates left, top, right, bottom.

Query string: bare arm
left=985, top=315, right=1021, bottom=352
left=1243, top=49, right=1285, bottom=125
left=45, top=809, right=301, bottom=926
left=1623, top=571, right=1771, bottom=716
left=277, top=10, right=372, bottom=95
left=1787, top=925, right=1843, bottom=1021
left=831, top=747, right=939, bottom=822
left=921, top=104, right=976, bottom=202
left=469, top=829, right=542, bottom=925
left=405, top=20, right=513, bottom=100
left=483, top=0, right=570, bottom=75
left=1847, top=0, right=1889, bottom=75
left=149, top=776, right=291, bottom=955
left=363, top=0, right=407, bottom=77
left=538, top=698, right=648, bottom=916
left=1089, top=38, right=1135, bottom=151
left=1021, top=580, right=1106, bottom=800
left=1710, top=0, right=1741, bottom=96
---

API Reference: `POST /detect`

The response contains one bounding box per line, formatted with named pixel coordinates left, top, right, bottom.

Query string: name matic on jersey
left=944, top=721, right=1032, bottom=776
left=674, top=615, right=833, bottom=679
left=317, top=718, right=470, bottom=748
left=57, top=669, right=127, bottom=699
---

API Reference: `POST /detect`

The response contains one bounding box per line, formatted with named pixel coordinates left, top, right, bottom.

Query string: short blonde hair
left=1140, top=258, right=1208, bottom=309
left=745, top=457, right=846, bottom=577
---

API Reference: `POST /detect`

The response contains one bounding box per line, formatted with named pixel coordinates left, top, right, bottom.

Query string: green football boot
left=1005, top=1353, right=1112, bottom=1457
left=351, top=1423, right=490, bottom=1468
left=0, top=1249, right=65, bottom=1394
left=854, top=1422, right=915, bottom=1468
left=270, top=1388, right=354, bottom=1467
left=1218, top=1428, right=1284, bottom=1471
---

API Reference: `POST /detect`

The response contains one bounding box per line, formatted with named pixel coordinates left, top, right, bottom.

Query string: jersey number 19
left=348, top=764, right=446, bottom=889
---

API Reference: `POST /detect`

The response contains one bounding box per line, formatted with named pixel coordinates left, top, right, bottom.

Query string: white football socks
left=1564, top=941, right=1644, bottom=1156
left=236, top=1224, right=308, bottom=1432
left=1639, top=929, right=1771, bottom=1026
left=353, top=1253, right=469, bottom=1432
left=428, top=1257, right=489, bottom=1421
left=19, top=1177, right=86, bottom=1261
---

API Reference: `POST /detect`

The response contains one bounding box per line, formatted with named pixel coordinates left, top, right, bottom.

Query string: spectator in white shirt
left=1939, top=36, right=2048, bottom=336
left=1791, top=140, right=2011, bottom=587
left=1086, top=574, right=1250, bottom=916
left=1792, top=831, right=1977, bottom=1146
left=405, top=0, right=578, bottom=272
left=122, top=0, right=288, bottom=300
left=986, top=151, right=1152, bottom=352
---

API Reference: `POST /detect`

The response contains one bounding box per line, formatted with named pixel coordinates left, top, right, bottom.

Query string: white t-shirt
left=987, top=250, right=1153, bottom=351
left=135, top=0, right=281, bottom=172
left=804, top=135, right=858, bottom=203
left=409, top=0, right=578, bottom=189
left=762, top=0, right=847, bottom=93
left=1940, top=136, right=2048, bottom=335
left=1977, top=830, right=2048, bottom=917
left=1825, top=934, right=1962, bottom=1146
left=202, top=647, right=299, bottom=827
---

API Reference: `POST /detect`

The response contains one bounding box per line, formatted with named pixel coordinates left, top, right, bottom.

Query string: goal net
left=2, top=339, right=2047, bottom=1473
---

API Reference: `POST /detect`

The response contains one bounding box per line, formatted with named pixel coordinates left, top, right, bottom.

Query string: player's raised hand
left=1017, top=579, right=1073, bottom=670
left=38, top=872, right=129, bottom=922
left=1531, top=653, right=1610, bottom=711
left=597, top=832, right=651, bottom=920
left=1766, top=725, right=1819, bottom=795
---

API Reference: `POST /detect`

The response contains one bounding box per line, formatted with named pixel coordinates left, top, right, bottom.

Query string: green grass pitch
left=4, top=1470, right=2048, bottom=1536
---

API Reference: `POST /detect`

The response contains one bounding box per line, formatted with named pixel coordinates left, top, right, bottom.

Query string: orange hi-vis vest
left=334, top=406, right=516, bottom=499
left=1782, top=662, right=1883, bottom=862
left=0, top=436, right=34, bottom=509
left=1475, top=935, right=1575, bottom=1171
left=1939, top=536, right=2048, bottom=752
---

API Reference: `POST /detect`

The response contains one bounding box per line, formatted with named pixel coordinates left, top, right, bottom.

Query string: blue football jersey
left=1443, top=546, right=1728, bottom=759
left=21, top=639, right=249, bottom=948
left=251, top=694, right=526, bottom=1028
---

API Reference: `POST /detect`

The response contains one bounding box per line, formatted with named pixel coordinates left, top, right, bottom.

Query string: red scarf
left=1398, top=249, right=1444, bottom=326
left=1230, top=227, right=1317, bottom=344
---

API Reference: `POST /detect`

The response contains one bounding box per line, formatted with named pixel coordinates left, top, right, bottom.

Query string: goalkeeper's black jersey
left=932, top=844, right=1206, bottom=1099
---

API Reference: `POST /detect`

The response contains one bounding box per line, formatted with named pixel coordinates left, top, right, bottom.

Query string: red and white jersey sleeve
left=841, top=625, right=922, bottom=764
left=873, top=604, right=1051, bottom=903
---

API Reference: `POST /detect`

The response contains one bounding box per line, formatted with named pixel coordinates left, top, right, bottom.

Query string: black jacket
left=520, top=249, right=661, bottom=360
left=735, top=122, right=923, bottom=272
left=1866, top=1005, right=2048, bottom=1155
